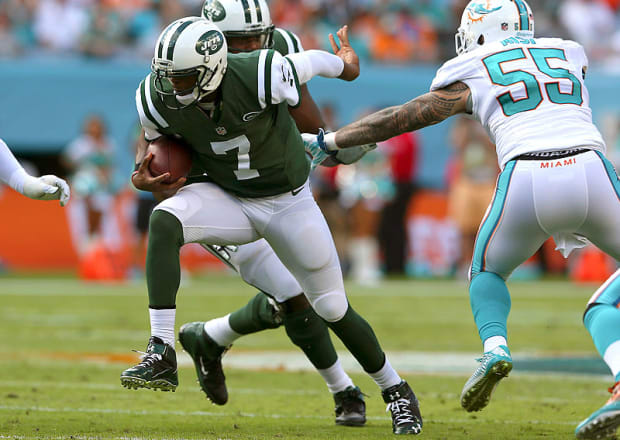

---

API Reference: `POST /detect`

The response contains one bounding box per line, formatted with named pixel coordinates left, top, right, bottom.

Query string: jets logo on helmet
left=195, top=30, right=225, bottom=56
left=203, top=0, right=226, bottom=22
left=202, top=0, right=275, bottom=50
left=151, top=17, right=228, bottom=109
left=455, top=0, right=534, bottom=55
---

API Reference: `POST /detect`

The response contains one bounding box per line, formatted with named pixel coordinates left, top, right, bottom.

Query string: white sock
left=369, top=357, right=402, bottom=391
left=604, top=340, right=620, bottom=379
left=317, top=359, right=355, bottom=394
left=149, top=308, right=176, bottom=347
left=204, top=315, right=242, bottom=347
left=483, top=336, right=508, bottom=353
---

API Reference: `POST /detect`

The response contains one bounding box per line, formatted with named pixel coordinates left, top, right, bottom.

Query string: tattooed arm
left=331, top=82, right=472, bottom=149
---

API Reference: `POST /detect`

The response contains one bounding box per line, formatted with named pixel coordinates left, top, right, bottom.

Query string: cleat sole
left=120, top=376, right=177, bottom=392
left=335, top=416, right=366, bottom=427
left=461, top=360, right=512, bottom=412
left=393, top=424, right=422, bottom=435
left=576, top=410, right=620, bottom=440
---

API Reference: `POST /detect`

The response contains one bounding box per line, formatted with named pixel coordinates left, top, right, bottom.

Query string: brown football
left=147, top=136, right=193, bottom=183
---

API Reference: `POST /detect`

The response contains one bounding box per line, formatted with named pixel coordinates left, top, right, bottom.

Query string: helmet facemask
left=151, top=18, right=228, bottom=110
left=152, top=58, right=221, bottom=110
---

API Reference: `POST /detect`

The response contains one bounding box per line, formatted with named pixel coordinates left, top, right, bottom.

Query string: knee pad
left=311, top=291, right=348, bottom=322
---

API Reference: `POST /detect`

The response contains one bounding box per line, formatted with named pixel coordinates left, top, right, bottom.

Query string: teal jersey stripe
left=512, top=0, right=529, bottom=31
left=595, top=151, right=620, bottom=201
left=471, top=161, right=516, bottom=276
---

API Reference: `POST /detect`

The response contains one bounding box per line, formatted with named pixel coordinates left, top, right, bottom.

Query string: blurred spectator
left=79, top=3, right=124, bottom=57
left=33, top=0, right=89, bottom=53
left=128, top=0, right=186, bottom=58
left=0, top=5, right=23, bottom=57
left=338, top=147, right=394, bottom=285
left=559, top=0, right=616, bottom=60
left=0, top=0, right=614, bottom=64
left=377, top=131, right=419, bottom=275
left=3, top=0, right=38, bottom=51
left=62, top=114, right=116, bottom=254
left=446, top=116, right=498, bottom=275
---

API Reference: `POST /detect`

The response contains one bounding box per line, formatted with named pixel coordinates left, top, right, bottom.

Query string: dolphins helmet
left=455, top=0, right=534, bottom=55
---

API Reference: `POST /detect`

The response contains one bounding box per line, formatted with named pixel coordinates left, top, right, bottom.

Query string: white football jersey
left=431, top=37, right=606, bottom=168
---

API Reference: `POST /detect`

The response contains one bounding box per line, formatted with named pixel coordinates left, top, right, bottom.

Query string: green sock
left=229, top=292, right=282, bottom=335
left=283, top=306, right=338, bottom=370
left=146, top=210, right=184, bottom=308
left=327, top=305, right=385, bottom=373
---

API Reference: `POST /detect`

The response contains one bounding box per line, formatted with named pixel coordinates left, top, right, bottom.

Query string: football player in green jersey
left=121, top=16, right=422, bottom=435
left=175, top=0, right=375, bottom=427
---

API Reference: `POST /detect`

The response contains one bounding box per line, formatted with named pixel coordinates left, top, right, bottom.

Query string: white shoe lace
left=133, top=350, right=163, bottom=367
left=386, top=398, right=415, bottom=425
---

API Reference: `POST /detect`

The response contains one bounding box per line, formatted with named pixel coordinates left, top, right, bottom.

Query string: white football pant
left=471, top=150, right=620, bottom=279
left=154, top=180, right=348, bottom=321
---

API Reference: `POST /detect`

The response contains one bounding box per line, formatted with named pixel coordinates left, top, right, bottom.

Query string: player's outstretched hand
left=302, top=129, right=335, bottom=170
left=302, top=132, right=328, bottom=170
left=22, top=174, right=71, bottom=206
left=329, top=26, right=359, bottom=81
left=131, top=152, right=186, bottom=193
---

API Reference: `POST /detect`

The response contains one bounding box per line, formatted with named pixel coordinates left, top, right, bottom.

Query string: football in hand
left=147, top=136, right=192, bottom=183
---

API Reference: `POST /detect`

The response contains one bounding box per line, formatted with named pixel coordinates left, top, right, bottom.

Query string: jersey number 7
left=482, top=47, right=583, bottom=117
left=211, top=134, right=260, bottom=180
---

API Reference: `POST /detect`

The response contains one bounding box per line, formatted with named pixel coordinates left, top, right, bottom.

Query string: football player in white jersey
left=173, top=0, right=374, bottom=427
left=0, top=138, right=70, bottom=206
left=304, top=0, right=620, bottom=438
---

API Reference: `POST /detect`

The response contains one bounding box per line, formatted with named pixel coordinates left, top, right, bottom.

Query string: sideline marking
left=0, top=404, right=578, bottom=425
left=2, top=350, right=611, bottom=377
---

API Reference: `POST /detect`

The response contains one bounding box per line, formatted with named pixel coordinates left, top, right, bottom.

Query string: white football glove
left=302, top=130, right=377, bottom=169
left=22, top=174, right=71, bottom=206
left=333, top=142, right=377, bottom=165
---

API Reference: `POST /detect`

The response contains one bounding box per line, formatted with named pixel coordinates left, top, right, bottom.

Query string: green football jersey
left=137, top=49, right=309, bottom=198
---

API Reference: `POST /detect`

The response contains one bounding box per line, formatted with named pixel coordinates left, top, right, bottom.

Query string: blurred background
left=1, top=0, right=619, bottom=284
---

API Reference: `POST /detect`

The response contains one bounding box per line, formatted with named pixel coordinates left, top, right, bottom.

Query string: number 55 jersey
left=431, top=37, right=605, bottom=168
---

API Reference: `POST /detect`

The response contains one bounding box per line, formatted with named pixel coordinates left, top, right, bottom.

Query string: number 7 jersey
left=136, top=49, right=309, bottom=198
left=431, top=37, right=605, bottom=168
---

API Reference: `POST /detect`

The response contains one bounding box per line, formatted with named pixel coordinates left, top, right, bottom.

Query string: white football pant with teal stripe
left=469, top=148, right=620, bottom=377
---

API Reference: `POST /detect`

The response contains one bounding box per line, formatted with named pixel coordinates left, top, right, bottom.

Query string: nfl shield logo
left=216, top=126, right=227, bottom=135
left=501, top=23, right=508, bottom=31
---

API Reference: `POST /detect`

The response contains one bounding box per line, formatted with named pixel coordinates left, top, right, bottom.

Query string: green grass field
left=0, top=274, right=614, bottom=439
